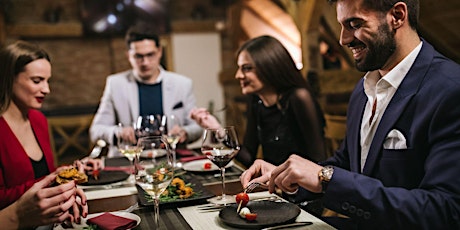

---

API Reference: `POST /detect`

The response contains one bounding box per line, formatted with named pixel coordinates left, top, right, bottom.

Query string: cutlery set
left=196, top=195, right=283, bottom=212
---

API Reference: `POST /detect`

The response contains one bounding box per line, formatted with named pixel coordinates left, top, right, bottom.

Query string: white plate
left=140, top=149, right=167, bottom=158
left=182, top=159, right=234, bottom=172
left=53, top=211, right=140, bottom=230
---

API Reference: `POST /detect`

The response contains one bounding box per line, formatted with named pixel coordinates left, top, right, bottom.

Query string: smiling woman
left=0, top=40, right=94, bottom=228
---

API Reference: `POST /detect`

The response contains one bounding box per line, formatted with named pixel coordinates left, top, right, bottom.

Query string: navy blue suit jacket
left=296, top=41, right=460, bottom=229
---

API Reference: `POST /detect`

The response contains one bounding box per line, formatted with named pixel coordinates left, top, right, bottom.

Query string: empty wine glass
left=201, top=126, right=240, bottom=204
left=163, top=114, right=181, bottom=167
left=134, top=114, right=165, bottom=138
left=136, top=136, right=173, bottom=229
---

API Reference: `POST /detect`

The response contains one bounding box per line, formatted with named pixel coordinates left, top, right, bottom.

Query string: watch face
left=322, top=166, right=334, bottom=181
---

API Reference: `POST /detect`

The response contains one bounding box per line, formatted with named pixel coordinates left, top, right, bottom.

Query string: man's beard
left=355, top=22, right=396, bottom=72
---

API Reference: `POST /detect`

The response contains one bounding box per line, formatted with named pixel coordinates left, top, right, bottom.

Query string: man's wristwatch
left=318, top=165, right=334, bottom=193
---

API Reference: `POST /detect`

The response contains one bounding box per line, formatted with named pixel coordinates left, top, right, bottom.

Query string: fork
left=244, top=181, right=268, bottom=193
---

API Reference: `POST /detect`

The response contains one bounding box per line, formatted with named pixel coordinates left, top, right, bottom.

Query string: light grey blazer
left=90, top=68, right=203, bottom=157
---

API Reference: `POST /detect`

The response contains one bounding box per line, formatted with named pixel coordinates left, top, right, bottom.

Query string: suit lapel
left=347, top=81, right=367, bottom=172
left=162, top=71, right=174, bottom=116
left=127, top=72, right=139, bottom=123
left=362, top=41, right=434, bottom=175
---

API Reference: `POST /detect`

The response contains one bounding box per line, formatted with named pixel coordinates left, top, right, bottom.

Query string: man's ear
left=390, top=2, right=407, bottom=29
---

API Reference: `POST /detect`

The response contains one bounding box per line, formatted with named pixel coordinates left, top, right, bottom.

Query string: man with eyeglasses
left=90, top=22, right=202, bottom=157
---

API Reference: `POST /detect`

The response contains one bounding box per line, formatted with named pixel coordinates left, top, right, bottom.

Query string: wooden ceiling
left=418, top=0, right=460, bottom=63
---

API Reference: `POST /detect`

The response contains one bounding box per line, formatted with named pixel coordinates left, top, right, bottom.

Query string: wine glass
left=201, top=126, right=240, bottom=204
left=117, top=128, right=143, bottom=183
left=134, top=114, right=165, bottom=138
left=163, top=114, right=181, bottom=167
left=136, top=136, right=174, bottom=229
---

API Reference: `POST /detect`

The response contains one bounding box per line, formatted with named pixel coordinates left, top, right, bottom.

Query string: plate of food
left=53, top=211, right=140, bottom=230
left=219, top=200, right=301, bottom=229
left=136, top=175, right=214, bottom=208
left=182, top=159, right=234, bottom=172
left=140, top=149, right=167, bottom=158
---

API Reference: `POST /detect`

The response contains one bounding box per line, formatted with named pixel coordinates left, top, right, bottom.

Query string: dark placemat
left=84, top=170, right=130, bottom=185
left=105, top=157, right=131, bottom=167
left=190, top=165, right=245, bottom=185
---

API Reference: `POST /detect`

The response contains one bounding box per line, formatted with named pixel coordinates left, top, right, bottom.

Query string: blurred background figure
left=90, top=22, right=202, bottom=157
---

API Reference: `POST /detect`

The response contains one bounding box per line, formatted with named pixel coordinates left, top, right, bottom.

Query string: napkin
left=86, top=212, right=137, bottom=230
left=179, top=155, right=207, bottom=162
left=176, top=148, right=194, bottom=156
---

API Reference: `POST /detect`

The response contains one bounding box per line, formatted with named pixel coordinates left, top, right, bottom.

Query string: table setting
left=44, top=127, right=335, bottom=229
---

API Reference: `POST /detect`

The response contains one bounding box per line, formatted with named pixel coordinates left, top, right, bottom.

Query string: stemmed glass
left=134, top=114, right=164, bottom=138
left=201, top=126, right=240, bottom=204
left=136, top=136, right=174, bottom=229
left=163, top=114, right=181, bottom=167
left=117, top=127, right=143, bottom=183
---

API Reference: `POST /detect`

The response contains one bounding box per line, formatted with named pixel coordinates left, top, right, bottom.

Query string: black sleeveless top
left=30, top=156, right=49, bottom=179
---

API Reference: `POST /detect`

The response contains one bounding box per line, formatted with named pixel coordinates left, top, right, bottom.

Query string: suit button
left=342, top=202, right=349, bottom=210
left=364, top=212, right=371, bottom=219
left=349, top=205, right=356, bottom=213
left=356, top=209, right=363, bottom=216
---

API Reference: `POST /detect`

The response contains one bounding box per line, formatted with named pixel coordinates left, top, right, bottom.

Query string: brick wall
left=3, top=0, right=227, bottom=111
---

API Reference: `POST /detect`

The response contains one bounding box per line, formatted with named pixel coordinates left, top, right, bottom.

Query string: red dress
left=0, top=109, right=56, bottom=209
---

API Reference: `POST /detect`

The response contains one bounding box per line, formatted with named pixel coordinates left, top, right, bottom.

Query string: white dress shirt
left=360, top=42, right=422, bottom=171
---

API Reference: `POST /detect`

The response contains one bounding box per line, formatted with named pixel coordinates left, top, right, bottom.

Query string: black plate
left=219, top=200, right=301, bottom=229
left=83, top=170, right=130, bottom=185
left=136, top=175, right=214, bottom=208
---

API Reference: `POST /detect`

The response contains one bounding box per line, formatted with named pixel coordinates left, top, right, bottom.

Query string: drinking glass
left=117, top=129, right=143, bottom=183
left=136, top=136, right=174, bottom=229
left=201, top=126, right=240, bottom=204
left=163, top=114, right=181, bottom=167
left=134, top=114, right=165, bottom=138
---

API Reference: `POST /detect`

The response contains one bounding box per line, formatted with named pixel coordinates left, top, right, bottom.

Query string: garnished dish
left=136, top=175, right=214, bottom=207
left=143, top=177, right=200, bottom=202
left=235, top=192, right=257, bottom=221
left=219, top=200, right=301, bottom=229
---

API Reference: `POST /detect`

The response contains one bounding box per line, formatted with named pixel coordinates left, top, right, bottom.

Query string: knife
left=261, top=221, right=313, bottom=230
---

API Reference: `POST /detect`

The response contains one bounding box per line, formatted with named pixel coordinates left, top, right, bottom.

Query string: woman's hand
left=190, top=108, right=222, bottom=129
left=13, top=173, right=78, bottom=228
left=75, top=158, right=104, bottom=172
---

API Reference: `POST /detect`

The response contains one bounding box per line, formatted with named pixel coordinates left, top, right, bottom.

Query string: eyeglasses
left=132, top=52, right=157, bottom=62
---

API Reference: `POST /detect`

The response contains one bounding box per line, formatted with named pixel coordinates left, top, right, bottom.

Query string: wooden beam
left=6, top=22, right=83, bottom=37
left=283, top=0, right=324, bottom=74
left=0, top=10, right=5, bottom=45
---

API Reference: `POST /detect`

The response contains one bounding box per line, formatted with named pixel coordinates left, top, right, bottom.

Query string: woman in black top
left=191, top=35, right=326, bottom=167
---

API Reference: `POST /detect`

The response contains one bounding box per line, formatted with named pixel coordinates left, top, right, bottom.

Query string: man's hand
left=240, top=159, right=276, bottom=189
left=269, top=155, right=323, bottom=194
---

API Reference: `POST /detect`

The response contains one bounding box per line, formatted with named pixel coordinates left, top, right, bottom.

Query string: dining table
left=77, top=151, right=336, bottom=230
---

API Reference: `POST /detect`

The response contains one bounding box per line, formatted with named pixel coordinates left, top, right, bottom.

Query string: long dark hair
left=236, top=35, right=309, bottom=95
left=0, top=40, right=50, bottom=114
